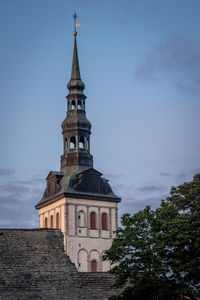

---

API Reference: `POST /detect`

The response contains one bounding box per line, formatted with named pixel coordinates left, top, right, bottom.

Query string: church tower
left=35, top=17, right=121, bottom=272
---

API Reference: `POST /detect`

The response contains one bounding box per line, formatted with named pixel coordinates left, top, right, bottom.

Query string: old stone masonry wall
left=0, top=229, right=121, bottom=300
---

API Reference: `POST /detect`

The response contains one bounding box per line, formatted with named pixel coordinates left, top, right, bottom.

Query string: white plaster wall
left=101, top=230, right=110, bottom=239
left=60, top=204, right=65, bottom=233
left=38, top=198, right=66, bottom=231
left=111, top=208, right=116, bottom=238
left=66, top=235, right=113, bottom=271
left=64, top=198, right=118, bottom=272
left=39, top=214, right=43, bottom=228
left=68, top=204, right=75, bottom=236
left=78, top=249, right=88, bottom=272
left=77, top=206, right=87, bottom=237
left=38, top=197, right=119, bottom=272
left=89, top=229, right=99, bottom=238
left=67, top=198, right=117, bottom=208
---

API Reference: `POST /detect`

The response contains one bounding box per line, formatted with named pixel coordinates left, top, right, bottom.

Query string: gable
left=43, top=171, right=64, bottom=199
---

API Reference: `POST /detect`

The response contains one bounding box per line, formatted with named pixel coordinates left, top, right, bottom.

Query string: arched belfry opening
left=79, top=136, right=85, bottom=149
left=64, top=138, right=68, bottom=150
left=70, top=136, right=76, bottom=149
left=78, top=100, right=82, bottom=110
left=71, top=100, right=76, bottom=110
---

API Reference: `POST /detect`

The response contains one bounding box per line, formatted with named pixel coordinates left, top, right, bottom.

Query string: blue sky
left=0, top=0, right=200, bottom=227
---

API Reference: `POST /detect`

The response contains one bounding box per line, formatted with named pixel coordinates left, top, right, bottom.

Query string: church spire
left=67, top=15, right=85, bottom=92
left=71, top=37, right=81, bottom=80
left=70, top=13, right=81, bottom=80
left=60, top=15, right=93, bottom=174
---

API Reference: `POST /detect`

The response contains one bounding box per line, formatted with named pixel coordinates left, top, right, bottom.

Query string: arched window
left=78, top=100, right=82, bottom=110
left=70, top=136, right=76, bottom=149
left=56, top=213, right=60, bottom=229
left=90, top=212, right=96, bottom=229
left=79, top=136, right=85, bottom=149
left=102, top=213, right=108, bottom=230
left=68, top=101, right=70, bottom=110
left=71, top=100, right=76, bottom=110
left=78, top=211, right=85, bottom=228
left=91, top=260, right=97, bottom=272
left=50, top=215, right=54, bottom=228
left=45, top=217, right=48, bottom=228
left=64, top=138, right=67, bottom=150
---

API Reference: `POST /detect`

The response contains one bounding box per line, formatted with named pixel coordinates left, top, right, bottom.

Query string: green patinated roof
left=35, top=167, right=121, bottom=209
left=71, top=37, right=81, bottom=79
left=67, top=36, right=85, bottom=92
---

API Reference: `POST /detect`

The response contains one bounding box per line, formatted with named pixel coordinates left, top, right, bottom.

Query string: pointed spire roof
left=67, top=33, right=85, bottom=91
left=71, top=37, right=81, bottom=80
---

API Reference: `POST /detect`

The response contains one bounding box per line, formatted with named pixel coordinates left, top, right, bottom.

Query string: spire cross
left=73, top=12, right=78, bottom=36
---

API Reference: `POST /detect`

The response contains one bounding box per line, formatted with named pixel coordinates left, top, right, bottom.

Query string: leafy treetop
left=104, top=174, right=200, bottom=300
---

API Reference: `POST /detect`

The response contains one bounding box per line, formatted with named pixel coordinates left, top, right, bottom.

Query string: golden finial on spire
left=73, top=12, right=81, bottom=36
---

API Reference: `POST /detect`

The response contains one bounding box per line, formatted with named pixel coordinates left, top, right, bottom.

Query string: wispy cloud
left=134, top=35, right=200, bottom=94
left=160, top=172, right=172, bottom=177
left=119, top=194, right=169, bottom=220
left=136, top=184, right=166, bottom=193
left=0, top=183, right=30, bottom=194
left=0, top=173, right=45, bottom=228
left=0, top=168, right=15, bottom=176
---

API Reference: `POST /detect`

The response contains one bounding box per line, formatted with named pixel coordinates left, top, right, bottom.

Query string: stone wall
left=0, top=229, right=121, bottom=300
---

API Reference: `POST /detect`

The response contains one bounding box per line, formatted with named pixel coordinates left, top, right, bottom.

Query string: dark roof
left=35, top=167, right=121, bottom=209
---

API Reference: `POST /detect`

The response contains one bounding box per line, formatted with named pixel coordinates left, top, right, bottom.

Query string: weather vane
left=73, top=12, right=81, bottom=36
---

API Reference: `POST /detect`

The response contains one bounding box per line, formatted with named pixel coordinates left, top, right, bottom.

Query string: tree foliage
left=104, top=174, right=200, bottom=300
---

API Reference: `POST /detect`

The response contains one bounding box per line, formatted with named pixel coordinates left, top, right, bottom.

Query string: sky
left=0, top=0, right=200, bottom=228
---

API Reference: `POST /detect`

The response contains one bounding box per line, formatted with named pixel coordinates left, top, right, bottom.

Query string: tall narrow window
left=87, top=137, right=90, bottom=151
left=79, top=136, right=85, bottom=149
left=91, top=260, right=97, bottom=272
left=64, top=138, right=68, bottom=150
left=78, top=211, right=85, bottom=228
left=78, top=100, right=82, bottom=110
left=102, top=213, right=108, bottom=230
left=70, top=136, right=76, bottom=149
left=56, top=213, right=60, bottom=229
left=50, top=215, right=54, bottom=228
left=71, top=100, right=76, bottom=110
left=45, top=217, right=48, bottom=228
left=90, top=212, right=96, bottom=229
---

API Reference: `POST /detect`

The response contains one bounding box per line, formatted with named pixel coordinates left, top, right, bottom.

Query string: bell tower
left=61, top=30, right=93, bottom=174
left=36, top=15, right=121, bottom=272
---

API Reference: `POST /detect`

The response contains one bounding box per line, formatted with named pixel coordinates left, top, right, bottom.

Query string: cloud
left=133, top=35, right=200, bottom=94
left=160, top=172, right=172, bottom=177
left=0, top=174, right=45, bottom=228
left=0, top=168, right=15, bottom=176
left=104, top=173, right=123, bottom=180
left=118, top=194, right=169, bottom=222
left=136, top=184, right=166, bottom=193
left=0, top=183, right=30, bottom=195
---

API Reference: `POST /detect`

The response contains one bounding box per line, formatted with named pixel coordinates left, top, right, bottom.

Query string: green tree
left=104, top=174, right=200, bottom=300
